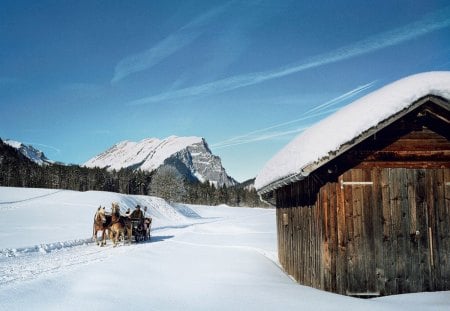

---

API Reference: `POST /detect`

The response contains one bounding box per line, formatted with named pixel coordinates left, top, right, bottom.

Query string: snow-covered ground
left=0, top=187, right=448, bottom=310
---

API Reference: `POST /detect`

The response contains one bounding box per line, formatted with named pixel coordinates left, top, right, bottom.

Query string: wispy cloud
left=111, top=2, right=232, bottom=84
left=211, top=81, right=376, bottom=149
left=25, top=142, right=61, bottom=155
left=127, top=5, right=450, bottom=105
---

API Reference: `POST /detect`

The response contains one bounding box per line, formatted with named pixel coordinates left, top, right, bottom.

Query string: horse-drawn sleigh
left=93, top=203, right=152, bottom=246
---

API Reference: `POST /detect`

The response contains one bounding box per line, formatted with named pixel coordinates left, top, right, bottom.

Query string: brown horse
left=92, top=206, right=111, bottom=246
left=109, top=202, right=132, bottom=246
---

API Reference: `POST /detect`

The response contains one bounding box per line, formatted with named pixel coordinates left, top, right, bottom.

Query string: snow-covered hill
left=2, top=139, right=53, bottom=166
left=0, top=186, right=448, bottom=310
left=84, top=136, right=236, bottom=186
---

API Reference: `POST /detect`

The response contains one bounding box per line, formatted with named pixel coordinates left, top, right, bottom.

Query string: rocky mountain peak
left=84, top=136, right=236, bottom=187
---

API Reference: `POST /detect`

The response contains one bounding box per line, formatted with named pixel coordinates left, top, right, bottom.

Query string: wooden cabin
left=255, top=72, right=450, bottom=296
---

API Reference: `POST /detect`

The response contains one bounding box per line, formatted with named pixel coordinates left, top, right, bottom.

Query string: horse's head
left=95, top=207, right=107, bottom=224
left=111, top=202, right=121, bottom=216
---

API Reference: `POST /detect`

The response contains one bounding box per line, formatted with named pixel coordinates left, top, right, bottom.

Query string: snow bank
left=255, top=71, right=450, bottom=191
left=0, top=187, right=195, bottom=251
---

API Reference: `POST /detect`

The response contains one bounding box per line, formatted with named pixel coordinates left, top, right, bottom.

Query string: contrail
left=211, top=81, right=376, bottom=148
left=304, top=81, right=376, bottom=115
left=126, top=5, right=450, bottom=105
left=213, top=125, right=313, bottom=149
left=212, top=108, right=338, bottom=149
left=112, top=2, right=232, bottom=84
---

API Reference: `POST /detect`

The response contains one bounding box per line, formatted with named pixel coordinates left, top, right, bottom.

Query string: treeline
left=0, top=139, right=266, bottom=207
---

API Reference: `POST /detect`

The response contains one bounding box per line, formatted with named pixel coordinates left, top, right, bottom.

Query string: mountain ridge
left=84, top=136, right=237, bottom=187
left=2, top=139, right=53, bottom=166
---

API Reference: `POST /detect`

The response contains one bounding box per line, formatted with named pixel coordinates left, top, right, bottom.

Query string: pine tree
left=148, top=165, right=186, bottom=202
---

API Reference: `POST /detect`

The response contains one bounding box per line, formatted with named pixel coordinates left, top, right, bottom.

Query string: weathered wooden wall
left=275, top=101, right=450, bottom=296
left=276, top=167, right=450, bottom=296
left=277, top=176, right=323, bottom=289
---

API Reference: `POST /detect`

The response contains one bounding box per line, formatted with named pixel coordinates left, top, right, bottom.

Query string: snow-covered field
left=0, top=187, right=448, bottom=310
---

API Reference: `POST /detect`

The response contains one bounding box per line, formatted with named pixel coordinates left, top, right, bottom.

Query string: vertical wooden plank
left=316, top=179, right=323, bottom=290
left=363, top=168, right=376, bottom=293
left=280, top=187, right=289, bottom=275
left=291, top=184, right=298, bottom=282
left=381, top=168, right=394, bottom=295
left=282, top=187, right=287, bottom=270
left=329, top=181, right=338, bottom=292
left=425, top=170, right=436, bottom=291
left=321, top=183, right=331, bottom=291
left=313, top=193, right=319, bottom=288
left=313, top=196, right=324, bottom=288
left=287, top=185, right=294, bottom=279
left=389, top=169, right=399, bottom=294
left=344, top=170, right=355, bottom=294
left=426, top=169, right=444, bottom=291
left=297, top=182, right=303, bottom=284
left=299, top=183, right=305, bottom=284
left=310, top=205, right=314, bottom=287
left=305, top=203, right=310, bottom=285
left=397, top=168, right=409, bottom=293
left=416, top=169, right=431, bottom=292
left=337, top=173, right=347, bottom=295
left=391, top=168, right=406, bottom=294
left=406, top=169, right=420, bottom=293
left=298, top=182, right=304, bottom=284
left=434, top=168, right=445, bottom=290
left=372, top=167, right=385, bottom=295
left=351, top=168, right=365, bottom=293
left=443, top=168, right=450, bottom=289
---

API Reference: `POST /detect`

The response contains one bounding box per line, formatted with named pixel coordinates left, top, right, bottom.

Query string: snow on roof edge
left=255, top=71, right=450, bottom=192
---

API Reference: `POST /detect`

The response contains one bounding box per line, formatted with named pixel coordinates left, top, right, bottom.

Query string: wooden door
left=339, top=169, right=377, bottom=296
left=382, top=168, right=450, bottom=294
left=340, top=168, right=450, bottom=296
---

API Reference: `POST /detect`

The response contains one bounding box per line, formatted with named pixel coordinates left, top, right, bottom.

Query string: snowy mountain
left=2, top=138, right=53, bottom=166
left=84, top=136, right=237, bottom=186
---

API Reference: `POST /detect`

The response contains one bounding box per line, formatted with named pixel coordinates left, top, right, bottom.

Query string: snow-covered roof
left=255, top=71, right=450, bottom=193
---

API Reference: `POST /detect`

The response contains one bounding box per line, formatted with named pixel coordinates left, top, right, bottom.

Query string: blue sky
left=1, top=0, right=450, bottom=182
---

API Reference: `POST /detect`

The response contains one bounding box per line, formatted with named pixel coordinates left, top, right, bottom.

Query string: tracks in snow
left=0, top=222, right=213, bottom=287
left=0, top=210, right=276, bottom=288
left=0, top=190, right=63, bottom=205
left=0, top=243, right=113, bottom=286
